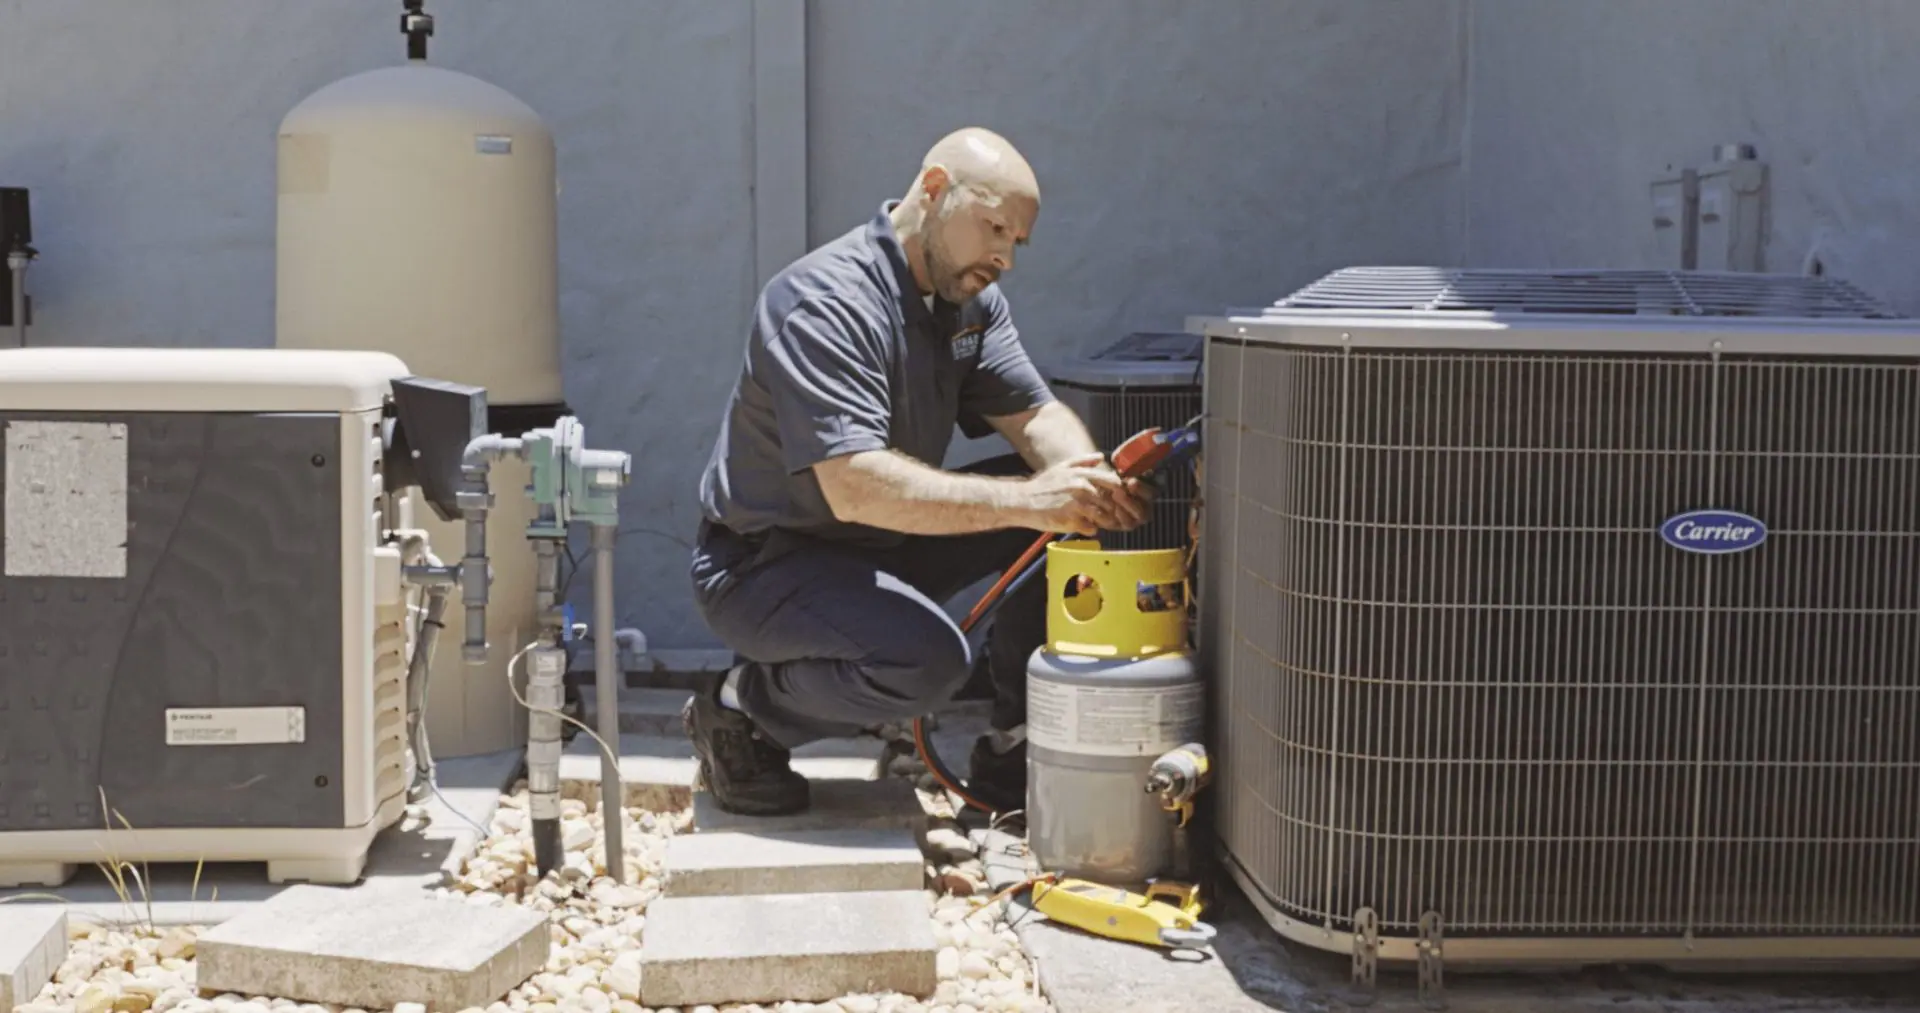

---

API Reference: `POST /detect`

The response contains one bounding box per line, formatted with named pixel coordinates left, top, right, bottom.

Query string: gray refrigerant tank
left=1026, top=647, right=1205, bottom=885
left=1024, top=536, right=1205, bottom=886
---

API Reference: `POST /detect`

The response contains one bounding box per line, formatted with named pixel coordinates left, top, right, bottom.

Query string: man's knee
left=870, top=624, right=974, bottom=708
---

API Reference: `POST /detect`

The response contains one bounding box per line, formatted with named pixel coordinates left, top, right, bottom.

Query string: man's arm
left=986, top=399, right=1102, bottom=472
left=762, top=296, right=1108, bottom=536
left=813, top=450, right=1034, bottom=535
left=957, top=287, right=1099, bottom=470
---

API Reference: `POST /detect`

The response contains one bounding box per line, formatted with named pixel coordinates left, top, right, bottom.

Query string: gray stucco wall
left=10, top=1, right=1914, bottom=656
left=1464, top=0, right=1920, bottom=312
left=0, top=0, right=1467, bottom=653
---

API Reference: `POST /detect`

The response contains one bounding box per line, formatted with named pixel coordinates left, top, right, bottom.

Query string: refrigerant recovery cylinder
left=1027, top=540, right=1205, bottom=885
left=275, top=55, right=563, bottom=758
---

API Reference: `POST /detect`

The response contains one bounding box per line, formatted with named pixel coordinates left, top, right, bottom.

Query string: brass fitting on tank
left=1146, top=742, right=1212, bottom=828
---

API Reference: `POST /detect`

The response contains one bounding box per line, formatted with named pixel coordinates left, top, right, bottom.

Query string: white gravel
left=11, top=736, right=1052, bottom=1013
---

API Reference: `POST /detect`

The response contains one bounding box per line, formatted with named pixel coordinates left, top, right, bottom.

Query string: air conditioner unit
left=1198, top=267, right=1920, bottom=972
left=1049, top=331, right=1203, bottom=551
left=0, top=347, right=485, bottom=888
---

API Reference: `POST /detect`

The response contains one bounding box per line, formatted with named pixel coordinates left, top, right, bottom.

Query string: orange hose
left=962, top=532, right=1051, bottom=631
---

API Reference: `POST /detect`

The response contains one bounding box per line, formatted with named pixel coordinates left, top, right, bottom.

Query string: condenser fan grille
left=1272, top=266, right=1903, bottom=319
left=1201, top=328, right=1920, bottom=956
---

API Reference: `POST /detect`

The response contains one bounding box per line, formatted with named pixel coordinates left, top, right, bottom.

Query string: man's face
left=922, top=185, right=1037, bottom=304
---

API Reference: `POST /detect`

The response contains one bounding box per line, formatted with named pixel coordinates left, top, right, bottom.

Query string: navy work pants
left=689, top=500, right=1045, bottom=750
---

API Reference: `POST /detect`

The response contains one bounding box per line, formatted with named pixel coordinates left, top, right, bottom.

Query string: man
left=687, top=126, right=1151, bottom=816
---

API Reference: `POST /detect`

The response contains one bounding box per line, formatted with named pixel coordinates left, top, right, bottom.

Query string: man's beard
left=922, top=236, right=978, bottom=304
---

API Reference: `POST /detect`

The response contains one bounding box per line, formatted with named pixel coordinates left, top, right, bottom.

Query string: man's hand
left=1109, top=474, right=1155, bottom=531
left=1018, top=453, right=1139, bottom=536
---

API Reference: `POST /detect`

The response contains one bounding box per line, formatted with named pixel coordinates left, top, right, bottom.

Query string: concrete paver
left=662, top=826, right=924, bottom=898
left=195, top=884, right=547, bottom=1011
left=639, top=889, right=938, bottom=1007
left=692, top=775, right=924, bottom=835
left=559, top=732, right=881, bottom=812
left=0, top=905, right=67, bottom=1013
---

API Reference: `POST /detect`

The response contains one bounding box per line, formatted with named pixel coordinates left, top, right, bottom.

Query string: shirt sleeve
left=757, top=297, right=894, bottom=474
left=957, top=286, right=1056, bottom=439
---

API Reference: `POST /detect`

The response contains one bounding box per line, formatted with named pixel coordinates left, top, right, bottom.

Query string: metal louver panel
left=1201, top=268, right=1920, bottom=967
left=1275, top=266, right=1901, bottom=319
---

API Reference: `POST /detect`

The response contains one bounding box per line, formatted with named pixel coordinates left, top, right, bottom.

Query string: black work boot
left=682, top=673, right=810, bottom=816
left=966, top=731, right=1027, bottom=815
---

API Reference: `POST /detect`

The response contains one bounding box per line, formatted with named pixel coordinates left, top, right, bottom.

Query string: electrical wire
left=428, top=780, right=495, bottom=840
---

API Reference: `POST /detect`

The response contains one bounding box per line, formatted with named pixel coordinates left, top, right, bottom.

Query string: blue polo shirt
left=697, top=201, right=1055, bottom=548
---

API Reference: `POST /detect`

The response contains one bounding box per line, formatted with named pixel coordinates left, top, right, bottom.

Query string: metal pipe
left=527, top=539, right=565, bottom=875
left=405, top=583, right=451, bottom=802
left=592, top=523, right=625, bottom=883
left=7, top=252, right=26, bottom=347
left=458, top=434, right=524, bottom=664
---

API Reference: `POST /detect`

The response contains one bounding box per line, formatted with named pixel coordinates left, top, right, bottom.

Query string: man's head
left=893, top=127, right=1040, bottom=304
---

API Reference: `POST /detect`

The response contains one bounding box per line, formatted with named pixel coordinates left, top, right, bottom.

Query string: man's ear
left=919, top=165, right=950, bottom=204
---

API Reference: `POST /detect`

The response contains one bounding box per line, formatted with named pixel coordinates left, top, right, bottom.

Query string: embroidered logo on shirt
left=950, top=325, right=984, bottom=361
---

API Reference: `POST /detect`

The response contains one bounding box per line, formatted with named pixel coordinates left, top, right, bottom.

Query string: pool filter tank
left=1026, top=541, right=1205, bottom=885
left=274, top=2, right=565, bottom=757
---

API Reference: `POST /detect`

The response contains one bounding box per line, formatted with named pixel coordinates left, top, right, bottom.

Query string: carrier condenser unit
left=1199, top=267, right=1920, bottom=973
left=0, top=347, right=487, bottom=888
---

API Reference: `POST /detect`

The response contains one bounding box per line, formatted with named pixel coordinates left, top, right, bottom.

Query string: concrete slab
left=577, top=685, right=692, bottom=736
left=693, top=775, right=924, bottom=835
left=0, top=905, right=67, bottom=1013
left=195, top=884, right=547, bottom=1011
left=560, top=732, right=881, bottom=812
left=0, top=748, right=522, bottom=929
left=970, top=830, right=1920, bottom=1013
left=639, top=889, right=937, bottom=1007
left=663, top=827, right=925, bottom=898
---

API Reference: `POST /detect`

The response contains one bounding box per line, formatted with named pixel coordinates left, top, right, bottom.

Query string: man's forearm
left=815, top=449, right=1032, bottom=535
left=998, top=400, right=1102, bottom=470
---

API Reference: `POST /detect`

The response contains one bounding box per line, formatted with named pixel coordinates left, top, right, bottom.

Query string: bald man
left=687, top=127, right=1152, bottom=816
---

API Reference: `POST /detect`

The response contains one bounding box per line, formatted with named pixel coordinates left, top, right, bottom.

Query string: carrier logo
left=1659, top=509, right=1768, bottom=554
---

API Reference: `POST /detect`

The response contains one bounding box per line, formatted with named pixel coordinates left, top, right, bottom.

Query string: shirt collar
left=868, top=200, right=939, bottom=328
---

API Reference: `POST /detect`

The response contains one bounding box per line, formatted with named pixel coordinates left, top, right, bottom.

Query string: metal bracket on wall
left=1650, top=144, right=1769, bottom=272
left=1348, top=907, right=1379, bottom=1006
left=1417, top=910, right=1447, bottom=1010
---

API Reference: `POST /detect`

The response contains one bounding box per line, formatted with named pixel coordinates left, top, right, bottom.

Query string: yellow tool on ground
left=1029, top=876, right=1218, bottom=952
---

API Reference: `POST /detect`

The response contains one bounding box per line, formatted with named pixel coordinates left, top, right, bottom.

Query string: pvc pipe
left=592, top=523, right=625, bottom=882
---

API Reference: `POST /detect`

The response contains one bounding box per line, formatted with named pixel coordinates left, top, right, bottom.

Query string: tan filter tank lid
left=275, top=62, right=562, bottom=407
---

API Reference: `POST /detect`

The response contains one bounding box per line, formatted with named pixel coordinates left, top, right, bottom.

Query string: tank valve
left=1147, top=742, right=1211, bottom=885
left=1146, top=743, right=1211, bottom=828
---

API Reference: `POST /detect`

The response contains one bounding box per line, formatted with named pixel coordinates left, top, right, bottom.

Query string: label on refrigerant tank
left=1027, top=679, right=1203, bottom=757
left=165, top=707, right=306, bottom=746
